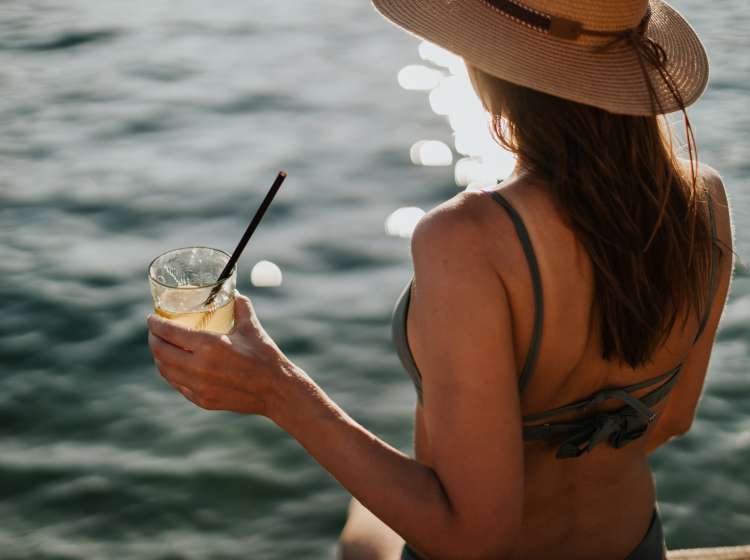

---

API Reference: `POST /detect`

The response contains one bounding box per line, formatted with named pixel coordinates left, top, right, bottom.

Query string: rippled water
left=1, top=1, right=748, bottom=558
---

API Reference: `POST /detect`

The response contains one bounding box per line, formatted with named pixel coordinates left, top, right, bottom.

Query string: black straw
left=203, top=171, right=287, bottom=306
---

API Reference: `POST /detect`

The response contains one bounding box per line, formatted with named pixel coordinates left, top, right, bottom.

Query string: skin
left=148, top=163, right=734, bottom=559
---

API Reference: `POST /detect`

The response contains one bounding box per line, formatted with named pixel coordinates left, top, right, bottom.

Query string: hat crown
left=523, top=0, right=650, bottom=32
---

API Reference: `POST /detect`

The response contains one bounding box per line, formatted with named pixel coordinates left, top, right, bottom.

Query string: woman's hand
left=146, top=291, right=300, bottom=419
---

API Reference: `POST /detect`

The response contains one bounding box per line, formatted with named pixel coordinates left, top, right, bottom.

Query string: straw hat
left=371, top=0, right=709, bottom=116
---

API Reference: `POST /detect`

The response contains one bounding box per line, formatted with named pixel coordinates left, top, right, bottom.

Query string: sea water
left=0, top=1, right=748, bottom=558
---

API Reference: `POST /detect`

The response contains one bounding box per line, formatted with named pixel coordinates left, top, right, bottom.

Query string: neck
left=510, top=158, right=534, bottom=180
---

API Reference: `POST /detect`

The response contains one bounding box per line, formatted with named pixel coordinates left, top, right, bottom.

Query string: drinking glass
left=148, top=247, right=237, bottom=334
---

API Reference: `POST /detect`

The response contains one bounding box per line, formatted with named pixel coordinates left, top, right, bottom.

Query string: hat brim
left=372, top=0, right=708, bottom=116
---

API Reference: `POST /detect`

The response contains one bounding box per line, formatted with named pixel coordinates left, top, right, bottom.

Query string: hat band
left=482, top=0, right=651, bottom=41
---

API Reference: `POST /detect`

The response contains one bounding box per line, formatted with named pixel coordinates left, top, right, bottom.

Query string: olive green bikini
left=393, top=186, right=718, bottom=559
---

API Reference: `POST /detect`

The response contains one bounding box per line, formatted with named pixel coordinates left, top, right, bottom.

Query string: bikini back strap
left=523, top=365, right=684, bottom=458
left=483, top=188, right=544, bottom=394
left=522, top=362, right=682, bottom=424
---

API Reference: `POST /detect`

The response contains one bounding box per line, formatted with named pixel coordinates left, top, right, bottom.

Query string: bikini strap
left=483, top=188, right=544, bottom=395
left=521, top=362, right=682, bottom=423
left=691, top=187, right=719, bottom=345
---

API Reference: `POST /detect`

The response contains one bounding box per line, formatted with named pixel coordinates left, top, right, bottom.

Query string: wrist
left=269, top=359, right=318, bottom=430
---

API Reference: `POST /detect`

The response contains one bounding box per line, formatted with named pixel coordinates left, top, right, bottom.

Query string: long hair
left=467, top=64, right=722, bottom=369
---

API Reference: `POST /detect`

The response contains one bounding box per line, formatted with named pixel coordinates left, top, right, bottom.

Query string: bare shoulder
left=678, top=158, right=729, bottom=205
left=696, top=159, right=724, bottom=184
left=677, top=158, right=734, bottom=254
left=410, top=190, right=493, bottom=264
left=411, top=176, right=556, bottom=278
left=701, top=161, right=734, bottom=250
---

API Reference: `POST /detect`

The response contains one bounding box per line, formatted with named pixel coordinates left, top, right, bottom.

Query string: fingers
left=153, top=355, right=211, bottom=395
left=163, top=375, right=207, bottom=408
left=149, top=332, right=193, bottom=368
left=155, top=360, right=218, bottom=411
left=149, top=332, right=210, bottom=390
left=147, top=313, right=218, bottom=352
left=148, top=325, right=229, bottom=388
left=165, top=378, right=195, bottom=400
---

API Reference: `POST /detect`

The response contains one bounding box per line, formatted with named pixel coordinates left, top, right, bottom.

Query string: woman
left=146, top=0, right=736, bottom=558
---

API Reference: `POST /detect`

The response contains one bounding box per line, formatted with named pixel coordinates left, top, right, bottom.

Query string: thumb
left=232, top=291, right=278, bottom=350
left=233, top=291, right=257, bottom=328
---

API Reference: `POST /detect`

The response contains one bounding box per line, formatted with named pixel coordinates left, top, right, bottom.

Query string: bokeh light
left=385, top=207, right=426, bottom=239
left=404, top=41, right=517, bottom=188
left=397, top=64, right=443, bottom=91
left=250, top=260, right=283, bottom=288
left=409, top=140, right=453, bottom=166
left=418, top=41, right=465, bottom=75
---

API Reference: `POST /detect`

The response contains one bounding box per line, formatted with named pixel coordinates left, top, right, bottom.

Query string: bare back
left=408, top=164, right=734, bottom=559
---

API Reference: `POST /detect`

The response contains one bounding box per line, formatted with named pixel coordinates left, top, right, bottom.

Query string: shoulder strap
left=483, top=189, right=544, bottom=394
left=691, top=188, right=720, bottom=345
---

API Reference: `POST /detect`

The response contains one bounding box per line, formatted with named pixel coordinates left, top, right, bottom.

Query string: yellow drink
left=155, top=293, right=235, bottom=334
left=156, top=300, right=234, bottom=334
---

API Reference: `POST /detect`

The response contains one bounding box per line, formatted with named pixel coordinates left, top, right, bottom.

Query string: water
left=1, top=1, right=748, bottom=557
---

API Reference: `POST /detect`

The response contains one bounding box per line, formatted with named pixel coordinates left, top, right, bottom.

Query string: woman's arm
left=147, top=193, right=523, bottom=559
left=149, top=303, right=511, bottom=559
left=272, top=368, right=469, bottom=556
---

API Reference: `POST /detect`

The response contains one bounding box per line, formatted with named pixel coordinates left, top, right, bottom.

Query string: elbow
left=671, top=417, right=694, bottom=437
left=653, top=406, right=696, bottom=438
left=667, top=410, right=696, bottom=437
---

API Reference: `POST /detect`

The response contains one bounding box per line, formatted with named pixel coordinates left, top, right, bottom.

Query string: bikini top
left=391, top=186, right=719, bottom=459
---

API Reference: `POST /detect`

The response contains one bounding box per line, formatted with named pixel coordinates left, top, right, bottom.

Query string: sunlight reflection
left=455, top=157, right=499, bottom=186
left=415, top=41, right=517, bottom=188
left=398, top=64, right=443, bottom=91
left=385, top=207, right=426, bottom=239
left=250, top=260, right=283, bottom=288
left=428, top=76, right=469, bottom=116
left=466, top=181, right=490, bottom=192
left=410, top=140, right=453, bottom=166
left=418, top=41, right=465, bottom=75
left=388, top=42, right=518, bottom=241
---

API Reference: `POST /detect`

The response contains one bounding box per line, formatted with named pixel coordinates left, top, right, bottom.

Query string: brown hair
left=466, top=64, right=722, bottom=369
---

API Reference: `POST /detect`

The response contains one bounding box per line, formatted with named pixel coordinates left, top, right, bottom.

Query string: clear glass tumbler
left=148, top=247, right=237, bottom=334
